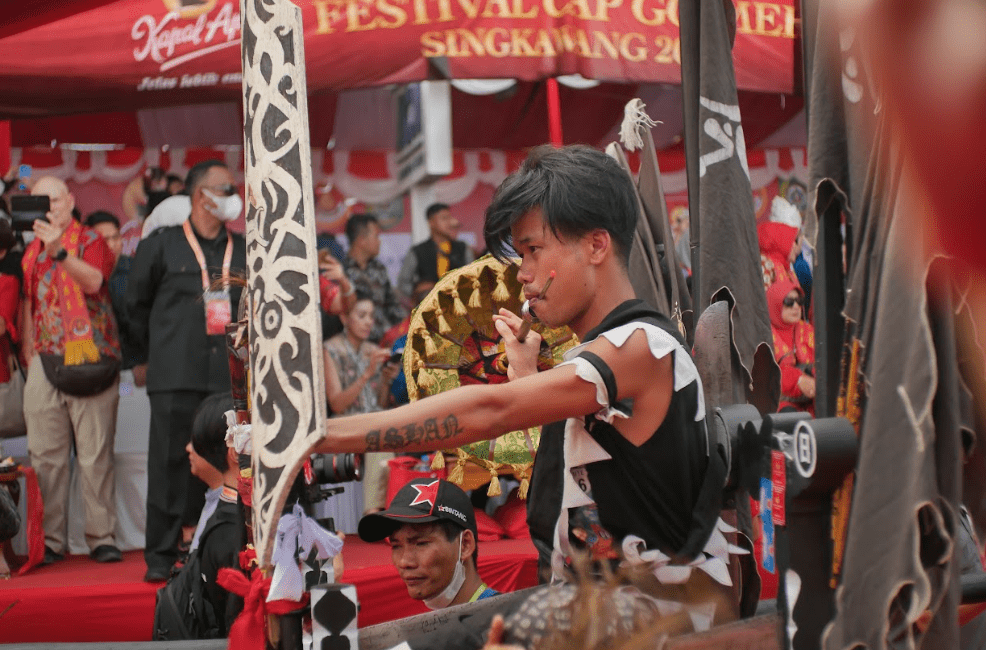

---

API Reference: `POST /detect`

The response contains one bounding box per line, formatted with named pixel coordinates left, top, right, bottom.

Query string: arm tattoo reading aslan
left=365, top=415, right=463, bottom=451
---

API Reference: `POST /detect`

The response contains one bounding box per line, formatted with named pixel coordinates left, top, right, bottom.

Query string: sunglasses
left=783, top=295, right=804, bottom=308
left=205, top=184, right=237, bottom=197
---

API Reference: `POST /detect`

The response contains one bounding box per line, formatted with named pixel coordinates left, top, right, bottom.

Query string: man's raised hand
left=493, top=307, right=541, bottom=381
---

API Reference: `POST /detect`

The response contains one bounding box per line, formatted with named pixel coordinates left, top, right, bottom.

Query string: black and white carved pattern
left=241, top=0, right=327, bottom=568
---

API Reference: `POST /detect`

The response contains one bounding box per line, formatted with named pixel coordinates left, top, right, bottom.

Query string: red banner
left=0, top=0, right=794, bottom=119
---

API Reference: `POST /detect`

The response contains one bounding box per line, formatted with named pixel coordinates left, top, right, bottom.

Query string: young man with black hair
left=185, top=393, right=238, bottom=554
left=85, top=210, right=140, bottom=371
left=153, top=392, right=243, bottom=640
left=359, top=478, right=497, bottom=608
left=127, top=159, right=247, bottom=582
left=397, top=202, right=473, bottom=304
left=184, top=392, right=242, bottom=632
left=343, top=212, right=406, bottom=343
left=316, top=145, right=734, bottom=636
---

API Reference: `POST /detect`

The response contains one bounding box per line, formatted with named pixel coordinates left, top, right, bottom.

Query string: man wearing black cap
left=359, top=478, right=497, bottom=609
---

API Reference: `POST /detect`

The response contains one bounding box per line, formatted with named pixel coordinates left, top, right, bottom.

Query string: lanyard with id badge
left=183, top=219, right=234, bottom=336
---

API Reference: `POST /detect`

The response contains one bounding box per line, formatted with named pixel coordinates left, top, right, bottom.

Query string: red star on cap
left=408, top=480, right=440, bottom=510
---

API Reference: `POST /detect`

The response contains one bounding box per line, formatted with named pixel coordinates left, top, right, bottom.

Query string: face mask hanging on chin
left=423, top=532, right=466, bottom=610
left=203, top=189, right=243, bottom=222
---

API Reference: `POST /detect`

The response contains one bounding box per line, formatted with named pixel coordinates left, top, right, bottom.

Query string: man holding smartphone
left=21, top=176, right=122, bottom=565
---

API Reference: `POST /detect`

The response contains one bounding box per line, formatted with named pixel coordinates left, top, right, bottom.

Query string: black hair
left=484, top=145, right=638, bottom=266
left=165, top=173, right=183, bottom=187
left=426, top=203, right=450, bottom=220
left=345, top=213, right=379, bottom=245
left=84, top=210, right=120, bottom=230
left=434, top=519, right=479, bottom=566
left=348, top=289, right=374, bottom=309
left=190, top=392, right=234, bottom=474
left=185, top=159, right=228, bottom=196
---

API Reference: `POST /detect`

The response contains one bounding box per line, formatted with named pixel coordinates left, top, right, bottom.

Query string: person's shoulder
left=133, top=225, right=176, bottom=256
left=146, top=224, right=182, bottom=241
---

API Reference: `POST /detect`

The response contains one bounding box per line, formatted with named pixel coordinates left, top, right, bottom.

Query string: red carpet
left=0, top=538, right=538, bottom=643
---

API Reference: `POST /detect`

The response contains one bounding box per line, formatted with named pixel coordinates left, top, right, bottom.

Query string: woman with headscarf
left=758, top=218, right=801, bottom=294
left=767, top=280, right=815, bottom=414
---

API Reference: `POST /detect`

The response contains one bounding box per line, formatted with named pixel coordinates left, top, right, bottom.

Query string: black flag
left=802, top=1, right=967, bottom=648
left=679, top=0, right=777, bottom=412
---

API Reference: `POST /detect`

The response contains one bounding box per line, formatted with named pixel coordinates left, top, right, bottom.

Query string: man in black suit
left=127, top=160, right=246, bottom=582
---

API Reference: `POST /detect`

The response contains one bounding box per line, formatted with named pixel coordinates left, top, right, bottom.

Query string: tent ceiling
left=0, top=0, right=798, bottom=120
left=11, top=83, right=803, bottom=152
left=0, top=1, right=119, bottom=39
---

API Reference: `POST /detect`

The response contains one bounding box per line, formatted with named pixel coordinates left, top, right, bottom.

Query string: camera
left=311, top=453, right=362, bottom=484
left=9, top=195, right=50, bottom=231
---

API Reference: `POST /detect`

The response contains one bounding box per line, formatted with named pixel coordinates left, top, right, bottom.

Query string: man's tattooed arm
left=364, top=415, right=463, bottom=452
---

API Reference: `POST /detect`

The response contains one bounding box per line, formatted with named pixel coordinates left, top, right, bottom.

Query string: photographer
left=21, top=176, right=122, bottom=565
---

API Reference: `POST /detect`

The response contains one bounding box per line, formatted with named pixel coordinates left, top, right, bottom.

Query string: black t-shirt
left=527, top=300, right=722, bottom=566
left=199, top=498, right=243, bottom=636
left=126, top=223, right=246, bottom=393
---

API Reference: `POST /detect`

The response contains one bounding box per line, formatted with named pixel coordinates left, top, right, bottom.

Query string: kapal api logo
left=132, top=0, right=241, bottom=72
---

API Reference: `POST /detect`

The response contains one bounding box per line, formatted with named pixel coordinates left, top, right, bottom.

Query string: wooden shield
left=404, top=255, right=578, bottom=495
left=241, top=0, right=327, bottom=568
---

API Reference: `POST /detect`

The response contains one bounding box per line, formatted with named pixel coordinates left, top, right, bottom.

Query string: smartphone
left=9, top=195, right=49, bottom=230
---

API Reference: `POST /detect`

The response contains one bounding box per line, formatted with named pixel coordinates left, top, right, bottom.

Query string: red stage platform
left=0, top=538, right=538, bottom=643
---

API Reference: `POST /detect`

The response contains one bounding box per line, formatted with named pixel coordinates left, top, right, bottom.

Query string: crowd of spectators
left=0, top=163, right=473, bottom=584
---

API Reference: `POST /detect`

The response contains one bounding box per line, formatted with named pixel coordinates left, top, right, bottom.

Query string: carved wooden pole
left=240, top=0, right=328, bottom=570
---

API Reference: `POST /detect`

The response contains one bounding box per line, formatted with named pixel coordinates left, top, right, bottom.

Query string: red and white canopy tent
left=0, top=0, right=807, bottom=251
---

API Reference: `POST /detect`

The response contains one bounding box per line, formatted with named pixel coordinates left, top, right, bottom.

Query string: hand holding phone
left=9, top=195, right=50, bottom=230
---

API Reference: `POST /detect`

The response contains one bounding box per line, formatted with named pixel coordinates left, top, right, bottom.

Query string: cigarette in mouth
left=516, top=270, right=556, bottom=343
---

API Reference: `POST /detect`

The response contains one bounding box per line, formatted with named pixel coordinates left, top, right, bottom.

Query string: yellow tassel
left=64, top=339, right=101, bottom=366
left=435, top=307, right=451, bottom=335
left=448, top=458, right=466, bottom=486
left=487, top=471, right=502, bottom=497
left=416, top=361, right=434, bottom=390
left=430, top=452, right=445, bottom=470
left=420, top=325, right=438, bottom=357
left=469, top=276, right=483, bottom=309
left=512, top=463, right=532, bottom=499
left=452, top=288, right=468, bottom=316
left=492, top=270, right=511, bottom=303
left=518, top=476, right=530, bottom=499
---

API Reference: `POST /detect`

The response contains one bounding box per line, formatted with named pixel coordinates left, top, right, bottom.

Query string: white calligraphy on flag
left=698, top=96, right=750, bottom=180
